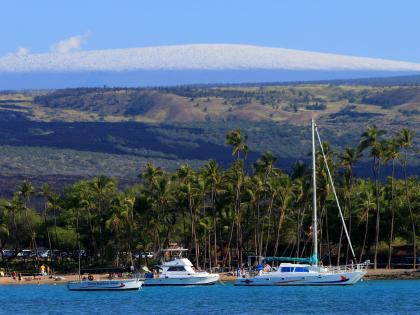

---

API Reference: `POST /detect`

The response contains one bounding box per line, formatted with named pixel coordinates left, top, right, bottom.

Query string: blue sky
left=1, top=0, right=419, bottom=62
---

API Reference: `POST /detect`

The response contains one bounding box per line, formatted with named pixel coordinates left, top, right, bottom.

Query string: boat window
left=167, top=266, right=186, bottom=271
left=280, top=266, right=309, bottom=272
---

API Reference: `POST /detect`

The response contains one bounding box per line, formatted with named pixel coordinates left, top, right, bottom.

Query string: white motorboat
left=235, top=119, right=368, bottom=286
left=68, top=278, right=143, bottom=291
left=144, top=248, right=219, bottom=286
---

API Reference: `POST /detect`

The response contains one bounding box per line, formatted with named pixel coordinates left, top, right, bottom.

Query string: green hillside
left=6, top=84, right=419, bottom=125
left=0, top=83, right=418, bottom=195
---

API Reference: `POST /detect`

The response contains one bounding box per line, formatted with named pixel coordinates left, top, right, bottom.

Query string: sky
left=1, top=0, right=420, bottom=62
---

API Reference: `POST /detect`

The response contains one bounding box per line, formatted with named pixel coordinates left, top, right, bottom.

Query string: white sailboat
left=143, top=247, right=220, bottom=286
left=235, top=119, right=368, bottom=286
left=67, top=211, right=143, bottom=291
left=68, top=277, right=143, bottom=291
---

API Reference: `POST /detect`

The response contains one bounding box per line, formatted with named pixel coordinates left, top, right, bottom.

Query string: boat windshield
left=167, top=266, right=186, bottom=272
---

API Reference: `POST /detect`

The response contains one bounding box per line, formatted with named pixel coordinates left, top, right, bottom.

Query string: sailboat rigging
left=235, top=119, right=369, bottom=286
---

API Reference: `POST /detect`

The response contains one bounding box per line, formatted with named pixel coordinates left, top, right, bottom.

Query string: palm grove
left=0, top=125, right=418, bottom=272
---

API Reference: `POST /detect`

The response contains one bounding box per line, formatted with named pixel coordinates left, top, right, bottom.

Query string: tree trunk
left=188, top=197, right=199, bottom=268
left=403, top=150, right=416, bottom=270
left=211, top=189, right=218, bottom=270
left=337, top=224, right=344, bottom=266
left=345, top=191, right=352, bottom=264
left=223, top=209, right=235, bottom=267
left=263, top=195, right=275, bottom=257
left=359, top=208, right=369, bottom=264
left=387, top=159, right=395, bottom=269
left=274, top=207, right=286, bottom=256
left=43, top=204, right=53, bottom=262
left=373, top=159, right=381, bottom=270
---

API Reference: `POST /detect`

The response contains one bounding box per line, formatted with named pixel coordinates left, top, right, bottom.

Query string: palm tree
left=39, top=184, right=53, bottom=261
left=262, top=173, right=282, bottom=257
left=357, top=187, right=376, bottom=263
left=16, top=181, right=39, bottom=261
left=17, top=181, right=35, bottom=209
left=106, top=195, right=136, bottom=267
left=315, top=141, right=336, bottom=266
left=359, top=125, right=386, bottom=269
left=223, top=160, right=246, bottom=267
left=200, top=160, right=222, bottom=269
left=383, top=138, right=400, bottom=269
left=149, top=176, right=174, bottom=255
left=246, top=174, right=265, bottom=257
left=139, top=162, right=164, bottom=186
left=90, top=176, right=117, bottom=262
left=226, top=129, right=249, bottom=160
left=0, top=206, right=10, bottom=261
left=177, top=165, right=200, bottom=266
left=340, top=147, right=362, bottom=264
left=254, top=151, right=277, bottom=177
left=3, top=194, right=24, bottom=254
left=48, top=193, right=61, bottom=253
left=273, top=175, right=295, bottom=256
left=398, top=128, right=416, bottom=269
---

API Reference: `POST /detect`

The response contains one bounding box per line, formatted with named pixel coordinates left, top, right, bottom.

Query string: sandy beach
left=0, top=269, right=419, bottom=285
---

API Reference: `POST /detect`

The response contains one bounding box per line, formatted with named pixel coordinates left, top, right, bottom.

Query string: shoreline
left=0, top=269, right=419, bottom=285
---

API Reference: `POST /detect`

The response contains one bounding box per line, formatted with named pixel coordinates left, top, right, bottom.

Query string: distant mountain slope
left=24, top=84, right=419, bottom=124
left=1, top=44, right=420, bottom=89
left=0, top=83, right=418, bottom=195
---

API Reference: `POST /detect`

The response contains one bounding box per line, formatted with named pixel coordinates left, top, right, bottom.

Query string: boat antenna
left=314, top=124, right=357, bottom=262
left=311, top=119, right=318, bottom=265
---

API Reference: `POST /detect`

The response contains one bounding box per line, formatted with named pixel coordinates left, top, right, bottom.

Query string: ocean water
left=0, top=280, right=419, bottom=314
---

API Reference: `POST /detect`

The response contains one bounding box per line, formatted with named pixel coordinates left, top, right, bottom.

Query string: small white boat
left=68, top=278, right=143, bottom=291
left=235, top=119, right=368, bottom=286
left=144, top=248, right=219, bottom=286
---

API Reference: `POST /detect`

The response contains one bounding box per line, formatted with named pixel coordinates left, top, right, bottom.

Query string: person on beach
left=40, top=265, right=46, bottom=276
left=18, top=273, right=21, bottom=281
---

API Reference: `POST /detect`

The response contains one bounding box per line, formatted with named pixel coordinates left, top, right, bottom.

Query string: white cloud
left=16, top=47, right=30, bottom=56
left=50, top=34, right=89, bottom=54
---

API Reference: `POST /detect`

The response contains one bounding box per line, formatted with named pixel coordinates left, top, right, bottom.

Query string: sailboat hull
left=234, top=270, right=366, bottom=286
left=67, top=279, right=143, bottom=291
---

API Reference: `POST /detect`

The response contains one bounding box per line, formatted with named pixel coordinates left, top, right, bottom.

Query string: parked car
left=17, top=250, right=32, bottom=258
left=1, top=250, right=15, bottom=258
left=134, top=252, right=154, bottom=259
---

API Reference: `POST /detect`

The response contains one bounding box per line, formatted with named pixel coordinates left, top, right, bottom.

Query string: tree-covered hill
left=0, top=83, right=418, bottom=196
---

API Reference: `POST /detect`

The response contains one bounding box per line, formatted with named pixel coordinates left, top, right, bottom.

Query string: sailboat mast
left=311, top=119, right=318, bottom=265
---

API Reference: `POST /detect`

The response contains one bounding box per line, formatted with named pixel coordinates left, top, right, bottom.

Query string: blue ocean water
left=0, top=280, right=419, bottom=314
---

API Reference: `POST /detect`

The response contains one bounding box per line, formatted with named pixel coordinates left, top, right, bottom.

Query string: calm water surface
left=0, top=280, right=419, bottom=314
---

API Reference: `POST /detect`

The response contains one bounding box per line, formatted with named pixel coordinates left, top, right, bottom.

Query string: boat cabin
left=159, top=258, right=196, bottom=275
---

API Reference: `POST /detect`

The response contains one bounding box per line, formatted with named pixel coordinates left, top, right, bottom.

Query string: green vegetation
left=0, top=145, right=201, bottom=177
left=0, top=127, right=418, bottom=273
left=0, top=83, right=418, bottom=196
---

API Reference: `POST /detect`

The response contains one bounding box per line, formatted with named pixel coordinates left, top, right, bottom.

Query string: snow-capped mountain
left=1, top=44, right=420, bottom=89
left=2, top=44, right=420, bottom=72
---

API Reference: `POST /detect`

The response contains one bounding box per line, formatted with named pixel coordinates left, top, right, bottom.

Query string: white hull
left=235, top=270, right=366, bottom=286
left=68, top=279, right=143, bottom=291
left=144, top=274, right=219, bottom=286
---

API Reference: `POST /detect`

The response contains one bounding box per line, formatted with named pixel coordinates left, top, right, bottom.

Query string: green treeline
left=0, top=126, right=418, bottom=272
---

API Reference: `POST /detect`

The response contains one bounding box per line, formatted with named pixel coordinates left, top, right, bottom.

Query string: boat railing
left=324, top=262, right=369, bottom=274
